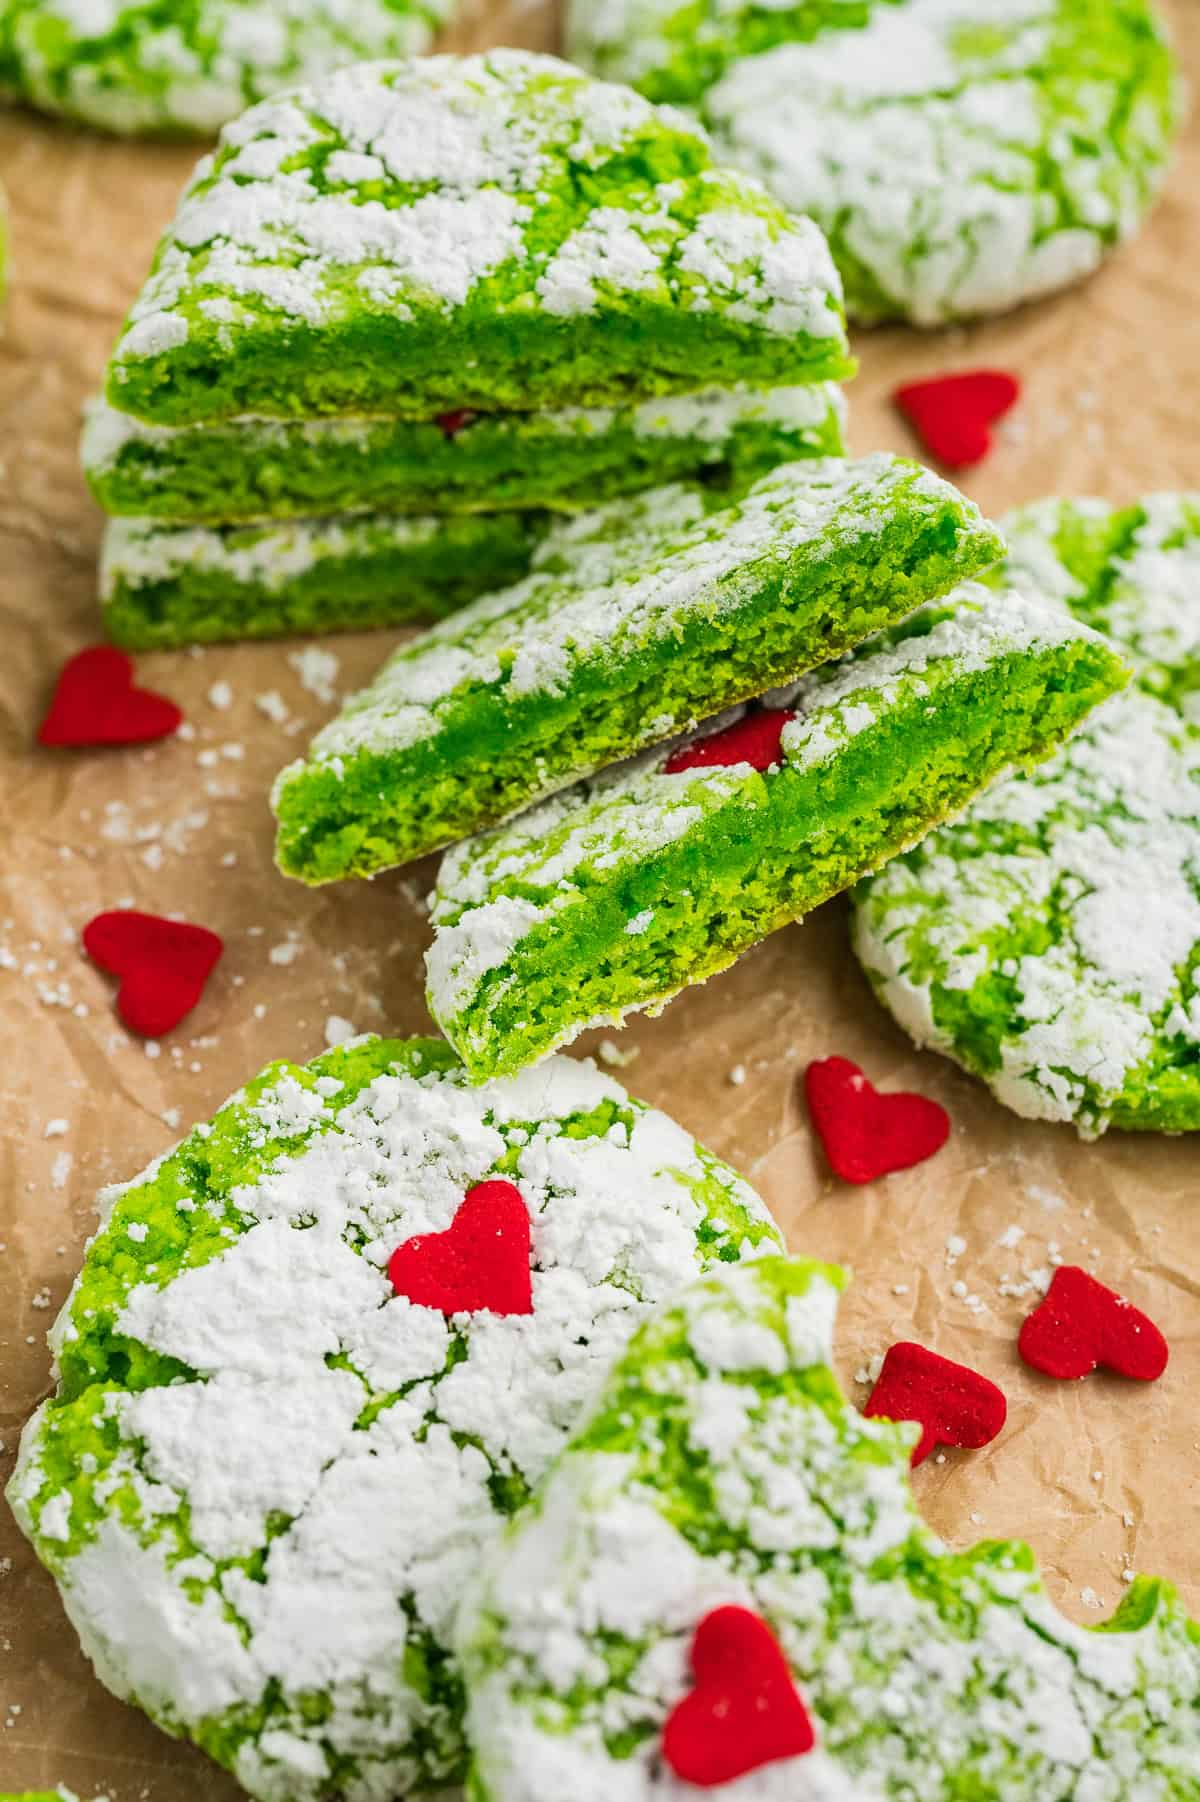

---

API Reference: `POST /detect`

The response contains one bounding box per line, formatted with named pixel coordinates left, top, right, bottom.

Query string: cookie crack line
left=8, top=1036, right=782, bottom=1800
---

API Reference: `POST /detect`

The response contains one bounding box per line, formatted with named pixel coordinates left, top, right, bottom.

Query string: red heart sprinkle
left=388, top=1180, right=533, bottom=1316
left=893, top=370, right=1020, bottom=470
left=804, top=1057, right=950, bottom=1184
left=864, top=1341, right=1007, bottom=1467
left=83, top=910, right=224, bottom=1037
left=435, top=409, right=477, bottom=439
left=664, top=709, right=795, bottom=775
left=662, top=1606, right=815, bottom=1787
left=39, top=647, right=182, bottom=747
left=1018, top=1266, right=1169, bottom=1383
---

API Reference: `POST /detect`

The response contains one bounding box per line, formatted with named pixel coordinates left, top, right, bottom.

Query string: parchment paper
left=1, top=3, right=1198, bottom=1793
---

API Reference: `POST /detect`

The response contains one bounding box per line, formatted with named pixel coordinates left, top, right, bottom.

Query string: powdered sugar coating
left=688, top=0, right=1181, bottom=325
left=101, top=510, right=459, bottom=594
left=567, top=0, right=903, bottom=101
left=853, top=494, right=1200, bottom=1135
left=7, top=1037, right=780, bottom=1800
left=459, top=1255, right=1200, bottom=1801
left=104, top=49, right=848, bottom=422
left=427, top=584, right=1107, bottom=1064
left=0, top=0, right=450, bottom=136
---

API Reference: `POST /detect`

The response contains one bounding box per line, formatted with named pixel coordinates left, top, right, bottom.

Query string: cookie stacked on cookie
left=85, top=48, right=853, bottom=647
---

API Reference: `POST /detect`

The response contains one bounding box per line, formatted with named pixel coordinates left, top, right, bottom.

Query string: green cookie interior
left=83, top=383, right=847, bottom=523
left=272, top=455, right=1004, bottom=882
left=460, top=1255, right=1199, bottom=1801
left=100, top=509, right=548, bottom=649
left=428, top=585, right=1126, bottom=1083
left=852, top=494, right=1200, bottom=1136
left=104, top=49, right=851, bottom=425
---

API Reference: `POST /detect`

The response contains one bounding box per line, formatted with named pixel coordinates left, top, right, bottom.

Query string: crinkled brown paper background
left=0, top=1, right=1198, bottom=1793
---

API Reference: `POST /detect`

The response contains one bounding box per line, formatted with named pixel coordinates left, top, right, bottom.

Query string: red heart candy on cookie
left=665, top=709, right=795, bottom=775
left=435, top=409, right=477, bottom=439
left=864, top=1342, right=1007, bottom=1467
left=83, top=910, right=224, bottom=1037
left=662, top=1606, right=815, bottom=1787
left=893, top=370, right=1020, bottom=470
left=39, top=646, right=182, bottom=747
left=805, top=1057, right=950, bottom=1184
left=389, top=1180, right=533, bottom=1317
left=1019, top=1266, right=1169, bottom=1383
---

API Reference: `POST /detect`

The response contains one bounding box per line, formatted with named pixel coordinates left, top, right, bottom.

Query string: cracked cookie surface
left=852, top=495, right=1200, bottom=1136
left=8, top=1037, right=781, bottom=1801
left=460, top=1256, right=1199, bottom=1800
left=571, top=0, right=1182, bottom=325
left=104, top=48, right=850, bottom=425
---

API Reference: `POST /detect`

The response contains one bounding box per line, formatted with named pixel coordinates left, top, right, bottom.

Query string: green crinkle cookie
left=573, top=0, right=1183, bottom=326
left=100, top=509, right=548, bottom=649
left=0, top=0, right=451, bottom=137
left=7, top=1036, right=781, bottom=1802
left=852, top=494, right=1200, bottom=1138
left=459, top=1255, right=1200, bottom=1801
left=102, top=49, right=851, bottom=426
left=271, top=454, right=1005, bottom=883
left=83, top=383, right=847, bottom=523
left=427, top=584, right=1125, bottom=1084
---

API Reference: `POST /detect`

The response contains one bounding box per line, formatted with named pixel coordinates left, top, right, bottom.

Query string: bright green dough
left=7, top=1037, right=781, bottom=1801
left=271, top=455, right=1005, bottom=883
left=103, top=49, right=851, bottom=426
left=100, top=509, right=547, bottom=648
left=427, top=584, right=1125, bottom=1084
left=570, top=0, right=1182, bottom=326
left=0, top=0, right=451, bottom=136
left=83, top=383, right=847, bottom=523
left=459, top=1255, right=1200, bottom=1801
left=852, top=494, right=1200, bottom=1137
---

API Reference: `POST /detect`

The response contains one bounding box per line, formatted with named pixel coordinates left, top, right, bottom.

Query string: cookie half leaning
left=0, top=0, right=452, bottom=136
left=100, top=510, right=549, bottom=649
left=853, top=494, right=1200, bottom=1136
left=272, top=455, right=1004, bottom=881
left=459, top=1255, right=1199, bottom=1800
left=7, top=1036, right=781, bottom=1802
left=104, top=49, right=851, bottom=426
left=83, top=384, right=847, bottom=524
left=427, top=585, right=1125, bottom=1084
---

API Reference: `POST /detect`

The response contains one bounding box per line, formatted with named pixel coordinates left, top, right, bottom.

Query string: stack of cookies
left=89, top=47, right=1131, bottom=1085
left=84, top=48, right=851, bottom=649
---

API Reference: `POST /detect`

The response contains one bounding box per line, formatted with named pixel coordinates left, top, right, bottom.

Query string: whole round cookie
left=653, top=0, right=1182, bottom=325
left=8, top=1037, right=781, bottom=1800
left=461, top=1256, right=1199, bottom=1800
left=0, top=0, right=452, bottom=136
left=853, top=495, right=1200, bottom=1136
